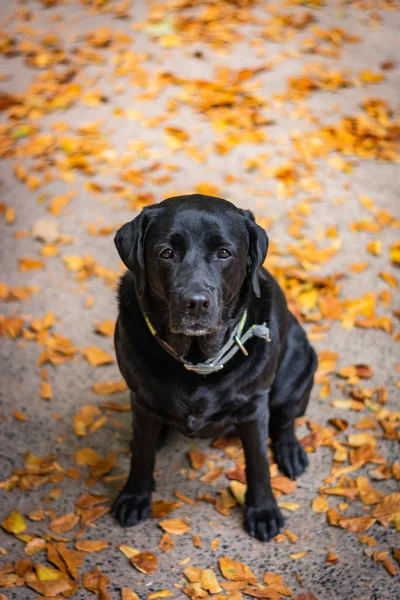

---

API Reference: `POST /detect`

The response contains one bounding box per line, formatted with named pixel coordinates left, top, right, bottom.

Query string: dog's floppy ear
left=241, top=209, right=269, bottom=298
left=114, top=206, right=157, bottom=298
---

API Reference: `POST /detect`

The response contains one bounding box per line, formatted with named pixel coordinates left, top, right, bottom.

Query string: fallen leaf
left=130, top=552, right=159, bottom=574
left=159, top=518, right=191, bottom=535
left=82, top=346, right=114, bottom=366
left=1, top=510, right=27, bottom=534
left=50, top=512, right=79, bottom=533
left=75, top=540, right=109, bottom=552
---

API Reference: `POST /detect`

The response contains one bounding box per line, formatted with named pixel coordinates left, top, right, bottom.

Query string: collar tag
left=184, top=362, right=224, bottom=374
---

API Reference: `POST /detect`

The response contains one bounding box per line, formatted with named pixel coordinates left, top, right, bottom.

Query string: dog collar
left=143, top=310, right=271, bottom=375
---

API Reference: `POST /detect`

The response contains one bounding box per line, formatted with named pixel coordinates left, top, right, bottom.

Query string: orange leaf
left=82, top=346, right=114, bottom=366
left=159, top=518, right=191, bottom=535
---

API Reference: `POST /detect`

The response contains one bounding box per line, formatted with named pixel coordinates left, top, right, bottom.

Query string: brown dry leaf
left=356, top=476, right=384, bottom=505
left=159, top=518, right=191, bottom=535
left=75, top=493, right=109, bottom=509
left=82, top=346, right=114, bottom=366
left=372, top=493, right=400, bottom=520
left=130, top=552, right=159, bottom=574
left=219, top=556, right=257, bottom=583
left=192, top=535, right=202, bottom=547
left=359, top=535, right=376, bottom=546
left=339, top=515, right=375, bottom=533
left=159, top=532, right=174, bottom=553
left=174, top=490, right=197, bottom=505
left=57, top=545, right=84, bottom=579
left=26, top=578, right=71, bottom=597
left=27, top=506, right=45, bottom=521
left=1, top=510, right=27, bottom=534
left=93, top=380, right=127, bottom=395
left=188, top=449, right=206, bottom=470
left=25, top=537, right=47, bottom=556
left=152, top=500, right=182, bottom=518
left=75, top=540, right=109, bottom=552
left=216, top=489, right=237, bottom=516
left=242, top=586, right=281, bottom=599
left=50, top=512, right=79, bottom=533
left=271, top=476, right=297, bottom=494
left=200, top=466, right=224, bottom=484
left=325, top=551, right=339, bottom=564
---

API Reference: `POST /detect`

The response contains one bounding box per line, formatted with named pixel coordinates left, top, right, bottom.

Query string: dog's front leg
left=237, top=414, right=284, bottom=541
left=112, top=399, right=162, bottom=527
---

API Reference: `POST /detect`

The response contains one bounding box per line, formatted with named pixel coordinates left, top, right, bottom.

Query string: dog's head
left=115, top=194, right=268, bottom=336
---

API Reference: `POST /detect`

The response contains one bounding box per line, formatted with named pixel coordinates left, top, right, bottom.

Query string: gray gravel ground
left=0, top=1, right=399, bottom=599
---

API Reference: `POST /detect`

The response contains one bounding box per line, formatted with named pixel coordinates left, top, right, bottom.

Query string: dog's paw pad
left=244, top=502, right=284, bottom=541
left=112, top=492, right=151, bottom=528
left=273, top=438, right=308, bottom=480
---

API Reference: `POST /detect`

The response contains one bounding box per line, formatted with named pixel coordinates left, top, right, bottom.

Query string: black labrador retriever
left=112, top=194, right=317, bottom=541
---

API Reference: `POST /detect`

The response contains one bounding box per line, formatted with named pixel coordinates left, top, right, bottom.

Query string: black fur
left=112, top=194, right=317, bottom=541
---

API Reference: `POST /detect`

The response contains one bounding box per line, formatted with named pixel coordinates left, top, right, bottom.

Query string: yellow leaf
left=1, top=510, right=27, bottom=534
left=201, top=569, right=222, bottom=594
left=278, top=502, right=300, bottom=512
left=36, top=564, right=66, bottom=581
left=147, top=591, right=173, bottom=599
left=379, top=271, right=398, bottom=289
left=229, top=480, right=246, bottom=505
left=360, top=70, right=384, bottom=84
left=119, top=544, right=140, bottom=559
left=390, top=241, right=400, bottom=266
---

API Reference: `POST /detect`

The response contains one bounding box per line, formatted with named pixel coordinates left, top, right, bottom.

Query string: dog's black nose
left=182, top=292, right=211, bottom=317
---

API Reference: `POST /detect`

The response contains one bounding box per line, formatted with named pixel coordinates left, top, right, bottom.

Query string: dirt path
left=0, top=1, right=399, bottom=599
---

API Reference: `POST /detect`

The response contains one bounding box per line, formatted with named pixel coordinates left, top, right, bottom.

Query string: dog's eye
left=217, top=248, right=231, bottom=259
left=160, top=248, right=174, bottom=259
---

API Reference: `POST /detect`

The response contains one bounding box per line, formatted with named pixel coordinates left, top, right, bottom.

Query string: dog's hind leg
left=269, top=314, right=317, bottom=480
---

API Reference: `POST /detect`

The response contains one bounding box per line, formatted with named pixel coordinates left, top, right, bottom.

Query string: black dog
left=112, top=194, right=317, bottom=541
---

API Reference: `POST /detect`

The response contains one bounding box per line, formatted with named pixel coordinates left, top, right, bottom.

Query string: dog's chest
left=162, top=385, right=250, bottom=437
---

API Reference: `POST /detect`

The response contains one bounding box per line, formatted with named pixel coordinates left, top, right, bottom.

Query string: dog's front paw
left=112, top=491, right=151, bottom=528
left=244, top=501, right=284, bottom=541
left=273, top=437, right=308, bottom=480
